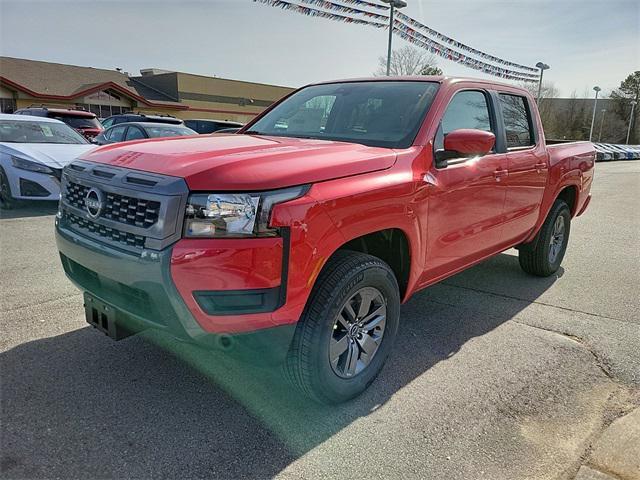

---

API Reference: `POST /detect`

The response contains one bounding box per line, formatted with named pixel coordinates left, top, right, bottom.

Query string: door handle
left=494, top=169, right=508, bottom=182
left=535, top=162, right=546, bottom=173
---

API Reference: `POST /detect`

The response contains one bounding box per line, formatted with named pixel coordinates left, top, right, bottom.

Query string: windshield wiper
left=243, top=130, right=262, bottom=135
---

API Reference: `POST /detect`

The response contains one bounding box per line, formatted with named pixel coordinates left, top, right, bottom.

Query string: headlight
left=11, top=156, right=53, bottom=174
left=184, top=185, right=308, bottom=238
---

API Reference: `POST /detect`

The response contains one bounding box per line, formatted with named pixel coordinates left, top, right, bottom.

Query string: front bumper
left=55, top=221, right=296, bottom=364
left=2, top=164, right=61, bottom=201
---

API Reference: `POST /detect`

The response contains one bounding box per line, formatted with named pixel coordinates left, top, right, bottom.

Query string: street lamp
left=589, top=86, right=601, bottom=142
left=381, top=0, right=408, bottom=76
left=535, top=62, right=550, bottom=103
left=626, top=100, right=637, bottom=144
left=598, top=109, right=606, bottom=142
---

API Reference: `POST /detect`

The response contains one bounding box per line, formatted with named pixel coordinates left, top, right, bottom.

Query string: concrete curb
left=577, top=408, right=640, bottom=480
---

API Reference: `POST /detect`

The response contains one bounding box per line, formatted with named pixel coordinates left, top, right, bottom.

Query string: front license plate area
left=84, top=293, right=133, bottom=340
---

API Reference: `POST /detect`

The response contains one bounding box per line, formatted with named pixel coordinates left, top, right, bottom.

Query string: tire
left=519, top=199, right=571, bottom=277
left=284, top=250, right=400, bottom=404
left=0, top=166, right=16, bottom=210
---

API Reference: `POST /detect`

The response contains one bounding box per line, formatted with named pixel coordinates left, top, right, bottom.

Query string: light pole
left=535, top=62, right=550, bottom=103
left=381, top=0, right=407, bottom=76
left=626, top=100, right=637, bottom=144
left=589, top=86, right=601, bottom=142
left=598, top=109, right=606, bottom=142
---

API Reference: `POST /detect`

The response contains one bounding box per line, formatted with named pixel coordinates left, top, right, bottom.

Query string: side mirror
left=93, top=134, right=106, bottom=145
left=435, top=129, right=495, bottom=168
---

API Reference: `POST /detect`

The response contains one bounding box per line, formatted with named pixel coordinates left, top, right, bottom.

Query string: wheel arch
left=556, top=184, right=578, bottom=216
left=522, top=181, right=579, bottom=247
left=330, top=227, right=413, bottom=301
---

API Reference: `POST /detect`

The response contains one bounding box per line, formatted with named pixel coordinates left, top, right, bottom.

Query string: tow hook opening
left=218, top=334, right=233, bottom=350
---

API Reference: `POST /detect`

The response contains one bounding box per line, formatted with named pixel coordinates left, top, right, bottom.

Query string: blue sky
left=0, top=0, right=637, bottom=97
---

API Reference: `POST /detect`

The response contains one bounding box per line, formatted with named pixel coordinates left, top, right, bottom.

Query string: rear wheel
left=285, top=251, right=400, bottom=404
left=519, top=199, right=571, bottom=276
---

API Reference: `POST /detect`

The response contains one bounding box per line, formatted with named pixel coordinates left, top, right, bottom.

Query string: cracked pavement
left=1, top=161, right=639, bottom=479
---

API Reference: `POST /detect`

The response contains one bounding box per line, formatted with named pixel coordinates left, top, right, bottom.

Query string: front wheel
left=284, top=251, right=400, bottom=404
left=519, top=199, right=571, bottom=276
left=0, top=167, right=16, bottom=209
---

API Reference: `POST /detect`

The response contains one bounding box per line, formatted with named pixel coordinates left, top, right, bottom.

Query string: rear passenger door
left=498, top=93, right=548, bottom=243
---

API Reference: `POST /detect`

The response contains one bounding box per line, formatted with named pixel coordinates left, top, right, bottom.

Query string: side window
left=107, top=125, right=127, bottom=142
left=101, top=118, right=114, bottom=128
left=183, top=120, right=198, bottom=132
left=499, top=94, right=535, bottom=148
left=200, top=121, right=218, bottom=134
left=442, top=90, right=492, bottom=135
left=435, top=90, right=493, bottom=151
left=125, top=126, right=145, bottom=141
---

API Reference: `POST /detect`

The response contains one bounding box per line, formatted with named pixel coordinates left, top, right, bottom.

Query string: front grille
left=65, top=181, right=161, bottom=228
left=65, top=181, right=89, bottom=209
left=66, top=211, right=146, bottom=249
left=60, top=161, right=188, bottom=251
left=103, top=192, right=160, bottom=227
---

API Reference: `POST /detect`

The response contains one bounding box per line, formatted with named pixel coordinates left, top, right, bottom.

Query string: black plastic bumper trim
left=194, top=287, right=281, bottom=315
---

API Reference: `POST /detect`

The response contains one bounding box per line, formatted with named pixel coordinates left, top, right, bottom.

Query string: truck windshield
left=247, top=81, right=439, bottom=149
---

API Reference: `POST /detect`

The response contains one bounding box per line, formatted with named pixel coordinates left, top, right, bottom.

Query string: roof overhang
left=0, top=76, right=262, bottom=117
left=0, top=76, right=187, bottom=110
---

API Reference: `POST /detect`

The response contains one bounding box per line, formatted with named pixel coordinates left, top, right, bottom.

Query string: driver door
left=424, top=89, right=508, bottom=281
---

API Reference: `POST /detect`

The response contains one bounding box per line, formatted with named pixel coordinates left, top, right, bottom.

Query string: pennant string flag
left=296, top=0, right=389, bottom=21
left=253, top=0, right=540, bottom=82
left=330, top=0, right=389, bottom=10
left=253, top=0, right=387, bottom=28
left=393, top=21, right=539, bottom=80
left=293, top=0, right=538, bottom=75
left=395, top=11, right=538, bottom=73
left=338, top=0, right=391, bottom=11
left=395, top=28, right=537, bottom=82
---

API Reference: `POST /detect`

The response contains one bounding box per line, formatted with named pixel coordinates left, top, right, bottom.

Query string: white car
left=0, top=113, right=95, bottom=207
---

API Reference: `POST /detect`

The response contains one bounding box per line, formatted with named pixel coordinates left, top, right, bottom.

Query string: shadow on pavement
left=0, top=201, right=58, bottom=219
left=0, top=252, right=562, bottom=478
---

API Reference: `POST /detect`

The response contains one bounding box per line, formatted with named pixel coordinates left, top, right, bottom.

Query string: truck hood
left=1, top=143, right=95, bottom=169
left=77, top=134, right=397, bottom=190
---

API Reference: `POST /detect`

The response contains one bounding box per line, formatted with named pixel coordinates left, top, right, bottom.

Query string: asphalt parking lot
left=1, top=161, right=639, bottom=480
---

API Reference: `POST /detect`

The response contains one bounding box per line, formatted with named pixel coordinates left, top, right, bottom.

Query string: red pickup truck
left=55, top=77, right=594, bottom=403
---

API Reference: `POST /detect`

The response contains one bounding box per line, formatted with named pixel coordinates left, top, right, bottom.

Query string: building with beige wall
left=132, top=68, right=293, bottom=123
left=0, top=56, right=293, bottom=123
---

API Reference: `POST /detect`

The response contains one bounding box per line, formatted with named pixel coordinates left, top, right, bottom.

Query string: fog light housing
left=19, top=178, right=50, bottom=197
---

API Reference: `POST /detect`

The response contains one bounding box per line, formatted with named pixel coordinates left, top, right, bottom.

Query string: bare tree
left=610, top=71, right=640, bottom=143
left=375, top=45, right=442, bottom=76
left=519, top=80, right=559, bottom=136
left=520, top=80, right=559, bottom=101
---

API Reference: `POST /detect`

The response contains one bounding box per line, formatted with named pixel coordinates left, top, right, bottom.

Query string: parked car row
left=593, top=143, right=640, bottom=161
left=100, top=114, right=245, bottom=135
left=94, top=122, right=197, bottom=145
left=0, top=111, right=234, bottom=206
left=11, top=107, right=245, bottom=140
left=101, top=113, right=184, bottom=128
